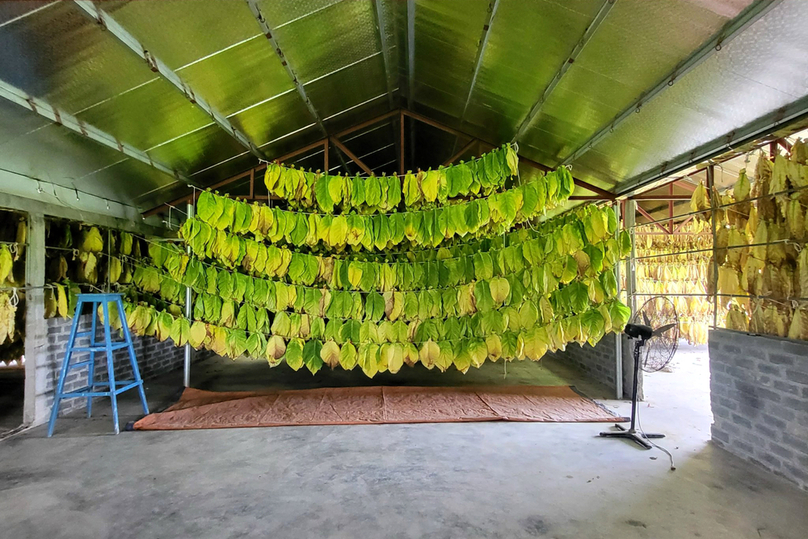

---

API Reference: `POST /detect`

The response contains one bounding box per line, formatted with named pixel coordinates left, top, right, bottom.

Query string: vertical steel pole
left=668, top=183, right=674, bottom=234
left=324, top=139, right=329, bottom=174
left=399, top=110, right=405, bottom=175
left=614, top=201, right=623, bottom=399
left=624, top=199, right=637, bottom=399
left=625, top=199, right=637, bottom=315
left=183, top=201, right=194, bottom=388
left=708, top=164, right=718, bottom=329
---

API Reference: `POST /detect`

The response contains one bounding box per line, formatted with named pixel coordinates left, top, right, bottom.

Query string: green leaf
left=284, top=338, right=304, bottom=370
left=302, top=339, right=324, bottom=374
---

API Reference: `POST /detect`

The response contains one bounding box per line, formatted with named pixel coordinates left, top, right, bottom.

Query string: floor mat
left=134, top=386, right=623, bottom=430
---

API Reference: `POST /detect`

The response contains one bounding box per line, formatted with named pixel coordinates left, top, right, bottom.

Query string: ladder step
left=60, top=381, right=142, bottom=399
left=69, top=342, right=130, bottom=353
left=67, top=360, right=93, bottom=369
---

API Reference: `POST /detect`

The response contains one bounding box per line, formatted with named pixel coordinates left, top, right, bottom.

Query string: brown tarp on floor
left=134, top=386, right=622, bottom=430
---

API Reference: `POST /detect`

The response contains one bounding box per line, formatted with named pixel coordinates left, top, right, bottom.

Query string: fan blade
left=652, top=323, right=677, bottom=337
left=642, top=311, right=650, bottom=326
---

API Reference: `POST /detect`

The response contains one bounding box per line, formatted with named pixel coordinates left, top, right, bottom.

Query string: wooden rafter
left=443, top=138, right=477, bottom=166
left=330, top=136, right=373, bottom=175
left=635, top=204, right=670, bottom=235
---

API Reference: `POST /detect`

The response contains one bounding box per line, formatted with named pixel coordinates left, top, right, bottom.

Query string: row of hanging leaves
left=43, top=220, right=150, bottom=319
left=691, top=139, right=808, bottom=340
left=150, top=204, right=625, bottom=295
left=191, top=166, right=575, bottom=254
left=266, top=144, right=519, bottom=213
left=0, top=214, right=26, bottom=361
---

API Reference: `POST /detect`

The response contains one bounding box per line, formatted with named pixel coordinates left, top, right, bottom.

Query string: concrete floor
left=1, top=351, right=807, bottom=539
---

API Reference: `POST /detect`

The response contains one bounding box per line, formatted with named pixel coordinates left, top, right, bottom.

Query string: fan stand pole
left=599, top=338, right=665, bottom=450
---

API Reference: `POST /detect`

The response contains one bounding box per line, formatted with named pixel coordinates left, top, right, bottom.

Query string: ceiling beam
left=371, top=0, right=395, bottom=109
left=245, top=0, right=350, bottom=174
left=447, top=0, right=499, bottom=160
left=73, top=0, right=265, bottom=160
left=629, top=194, right=692, bottom=201
left=406, top=0, right=416, bottom=110
left=512, top=0, right=615, bottom=143
left=0, top=78, right=192, bottom=186
left=560, top=0, right=783, bottom=167
left=460, top=0, right=500, bottom=123
left=245, top=0, right=324, bottom=135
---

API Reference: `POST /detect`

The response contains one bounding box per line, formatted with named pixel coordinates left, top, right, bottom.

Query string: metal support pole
left=708, top=165, right=718, bottom=329
left=399, top=110, right=405, bottom=175
left=613, top=201, right=623, bottom=400
left=183, top=202, right=194, bottom=388
left=625, top=200, right=638, bottom=399
left=668, top=184, right=674, bottom=233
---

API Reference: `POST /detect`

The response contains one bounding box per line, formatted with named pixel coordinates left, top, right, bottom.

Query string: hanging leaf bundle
left=120, top=156, right=631, bottom=377
left=687, top=141, right=808, bottom=340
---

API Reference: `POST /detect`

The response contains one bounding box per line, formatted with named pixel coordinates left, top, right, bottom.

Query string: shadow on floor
left=0, top=368, right=24, bottom=436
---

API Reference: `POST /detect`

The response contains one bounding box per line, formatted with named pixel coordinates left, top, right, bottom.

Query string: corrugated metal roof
left=0, top=0, right=806, bottom=212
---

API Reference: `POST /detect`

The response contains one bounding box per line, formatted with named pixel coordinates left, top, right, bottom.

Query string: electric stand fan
left=600, top=296, right=679, bottom=450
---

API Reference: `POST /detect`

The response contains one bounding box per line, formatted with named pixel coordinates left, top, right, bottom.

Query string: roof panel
left=0, top=1, right=53, bottom=26
left=263, top=0, right=380, bottom=84
left=257, top=0, right=342, bottom=29
left=103, top=0, right=261, bottom=70
left=147, top=124, right=248, bottom=175
left=573, top=0, right=808, bottom=189
left=76, top=78, right=213, bottom=151
left=0, top=95, right=50, bottom=145
left=0, top=122, right=154, bottom=203
left=305, top=55, right=389, bottom=119
left=229, top=90, right=315, bottom=148
left=527, top=0, right=753, bottom=164
left=176, top=35, right=296, bottom=117
left=81, top=158, right=179, bottom=210
left=462, top=0, right=603, bottom=139
left=323, top=97, right=393, bottom=134
left=0, top=1, right=158, bottom=114
left=411, top=0, right=489, bottom=117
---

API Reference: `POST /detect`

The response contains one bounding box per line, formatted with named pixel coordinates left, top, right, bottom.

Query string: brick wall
left=547, top=333, right=638, bottom=399
left=38, top=313, right=186, bottom=418
left=709, top=328, right=808, bottom=491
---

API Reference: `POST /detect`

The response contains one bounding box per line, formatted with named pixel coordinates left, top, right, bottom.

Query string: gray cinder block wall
left=547, top=333, right=638, bottom=399
left=709, top=329, right=808, bottom=491
left=38, top=314, right=187, bottom=420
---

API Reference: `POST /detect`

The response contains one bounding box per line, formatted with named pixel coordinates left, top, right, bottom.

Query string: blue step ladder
left=47, top=293, right=149, bottom=436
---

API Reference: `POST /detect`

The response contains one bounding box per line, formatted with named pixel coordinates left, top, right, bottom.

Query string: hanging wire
left=628, top=182, right=808, bottom=231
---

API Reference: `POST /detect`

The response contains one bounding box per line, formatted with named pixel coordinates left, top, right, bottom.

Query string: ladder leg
left=86, top=304, right=98, bottom=418
left=102, top=301, right=120, bottom=435
left=47, top=299, right=84, bottom=437
left=118, top=298, right=149, bottom=415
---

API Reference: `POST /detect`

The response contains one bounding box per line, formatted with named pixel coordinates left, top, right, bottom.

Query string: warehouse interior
left=1, top=1, right=808, bottom=537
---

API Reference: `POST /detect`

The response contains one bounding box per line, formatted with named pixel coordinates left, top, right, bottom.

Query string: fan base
left=599, top=425, right=665, bottom=450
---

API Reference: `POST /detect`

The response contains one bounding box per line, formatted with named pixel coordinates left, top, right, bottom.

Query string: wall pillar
left=23, top=212, right=45, bottom=425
